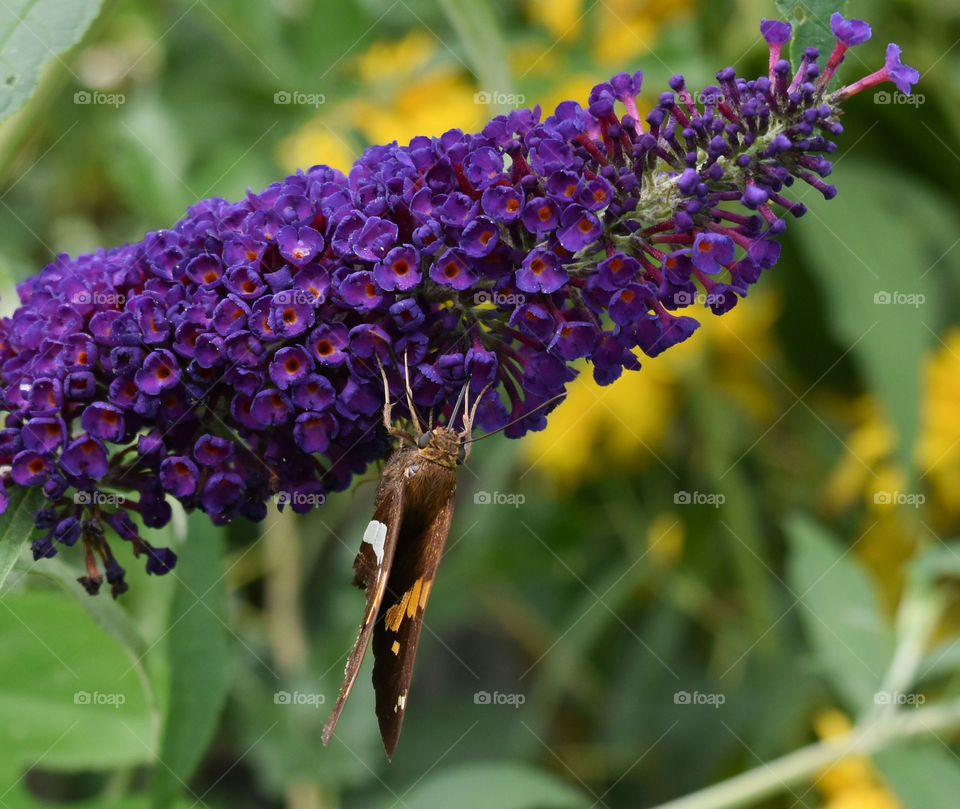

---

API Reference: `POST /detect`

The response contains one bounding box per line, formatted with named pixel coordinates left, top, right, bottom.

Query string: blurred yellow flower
left=524, top=290, right=781, bottom=486
left=277, top=30, right=483, bottom=172
left=591, top=0, right=694, bottom=65
left=277, top=125, right=355, bottom=175
left=525, top=0, right=584, bottom=40
left=813, top=709, right=903, bottom=809
left=919, top=328, right=960, bottom=514
left=647, top=512, right=685, bottom=566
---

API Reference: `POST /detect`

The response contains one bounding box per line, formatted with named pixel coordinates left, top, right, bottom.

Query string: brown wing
left=371, top=463, right=457, bottom=758
left=321, top=449, right=410, bottom=746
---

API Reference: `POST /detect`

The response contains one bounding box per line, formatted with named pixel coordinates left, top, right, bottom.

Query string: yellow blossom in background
left=353, top=30, right=436, bottom=85
left=822, top=398, right=897, bottom=514
left=525, top=0, right=584, bottom=40
left=591, top=0, right=694, bottom=65
left=813, top=709, right=903, bottom=809
left=524, top=290, right=781, bottom=486
left=277, top=125, right=355, bottom=174
left=919, top=328, right=960, bottom=514
left=344, top=69, right=483, bottom=147
left=647, top=512, right=685, bottom=566
left=277, top=30, right=482, bottom=172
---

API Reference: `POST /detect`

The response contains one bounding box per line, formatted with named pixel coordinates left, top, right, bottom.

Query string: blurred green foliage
left=1, top=1, right=959, bottom=808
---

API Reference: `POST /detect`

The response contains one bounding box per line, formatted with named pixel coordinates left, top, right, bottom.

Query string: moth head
left=414, top=426, right=466, bottom=468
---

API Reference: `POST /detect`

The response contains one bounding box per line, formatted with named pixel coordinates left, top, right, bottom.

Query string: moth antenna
left=448, top=379, right=469, bottom=429
left=465, top=380, right=494, bottom=434
left=464, top=391, right=567, bottom=444
left=403, top=348, right=423, bottom=436
left=458, top=380, right=494, bottom=464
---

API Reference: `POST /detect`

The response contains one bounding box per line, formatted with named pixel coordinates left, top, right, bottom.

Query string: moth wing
left=371, top=476, right=456, bottom=758
left=321, top=467, right=406, bottom=746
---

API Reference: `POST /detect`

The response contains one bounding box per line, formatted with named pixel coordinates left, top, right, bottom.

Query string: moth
left=321, top=369, right=485, bottom=758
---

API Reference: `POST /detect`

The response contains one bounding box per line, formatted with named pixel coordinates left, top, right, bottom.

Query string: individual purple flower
left=430, top=248, right=478, bottom=290
left=277, top=225, right=324, bottom=268
left=21, top=418, right=66, bottom=453
left=309, top=323, right=349, bottom=366
left=293, top=411, right=335, bottom=453
left=353, top=217, right=398, bottom=262
left=251, top=388, right=293, bottom=427
left=374, top=245, right=421, bottom=291
left=521, top=197, right=559, bottom=235
left=830, top=12, right=871, bottom=46
left=160, top=455, right=200, bottom=497
left=460, top=217, right=500, bottom=258
left=193, top=434, right=234, bottom=467
left=60, top=436, right=109, bottom=480
left=11, top=450, right=54, bottom=485
left=291, top=374, right=335, bottom=411
left=54, top=516, right=81, bottom=546
left=269, top=346, right=313, bottom=389
left=557, top=206, right=602, bottom=252
left=80, top=403, right=126, bottom=443
left=340, top=271, right=383, bottom=310
left=516, top=249, right=568, bottom=294
left=481, top=186, right=523, bottom=223
left=269, top=294, right=315, bottom=338
left=135, top=349, right=180, bottom=395
left=144, top=546, right=178, bottom=576
left=691, top=233, right=735, bottom=274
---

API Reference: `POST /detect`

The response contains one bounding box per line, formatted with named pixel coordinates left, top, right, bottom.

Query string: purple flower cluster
left=0, top=14, right=916, bottom=595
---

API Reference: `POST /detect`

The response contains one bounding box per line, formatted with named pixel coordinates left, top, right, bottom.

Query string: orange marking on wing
left=418, top=579, right=433, bottom=609
left=406, top=578, right=423, bottom=619
left=391, top=640, right=400, bottom=655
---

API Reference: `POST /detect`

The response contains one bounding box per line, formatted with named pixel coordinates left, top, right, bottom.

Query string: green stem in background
left=648, top=698, right=960, bottom=809
left=438, top=0, right=512, bottom=112
left=685, top=370, right=780, bottom=657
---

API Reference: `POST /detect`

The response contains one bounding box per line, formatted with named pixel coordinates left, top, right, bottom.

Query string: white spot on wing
left=363, top=519, right=387, bottom=565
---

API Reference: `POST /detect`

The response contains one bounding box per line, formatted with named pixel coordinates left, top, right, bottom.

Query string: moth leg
left=402, top=348, right=423, bottom=436
left=376, top=355, right=416, bottom=444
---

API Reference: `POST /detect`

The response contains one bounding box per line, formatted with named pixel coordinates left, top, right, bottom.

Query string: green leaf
left=875, top=742, right=960, bottom=809
left=150, top=517, right=229, bottom=809
left=0, top=0, right=105, bottom=123
left=438, top=0, right=512, bottom=109
left=380, top=761, right=590, bottom=809
left=796, top=162, right=951, bottom=480
left=0, top=486, right=44, bottom=592
left=774, top=0, right=843, bottom=67
left=785, top=513, right=895, bottom=713
left=0, top=590, right=153, bottom=772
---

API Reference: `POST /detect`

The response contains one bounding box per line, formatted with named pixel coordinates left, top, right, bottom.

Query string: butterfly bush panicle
left=0, top=14, right=917, bottom=594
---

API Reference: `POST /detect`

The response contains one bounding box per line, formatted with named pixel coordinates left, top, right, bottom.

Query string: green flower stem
left=648, top=698, right=960, bottom=809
